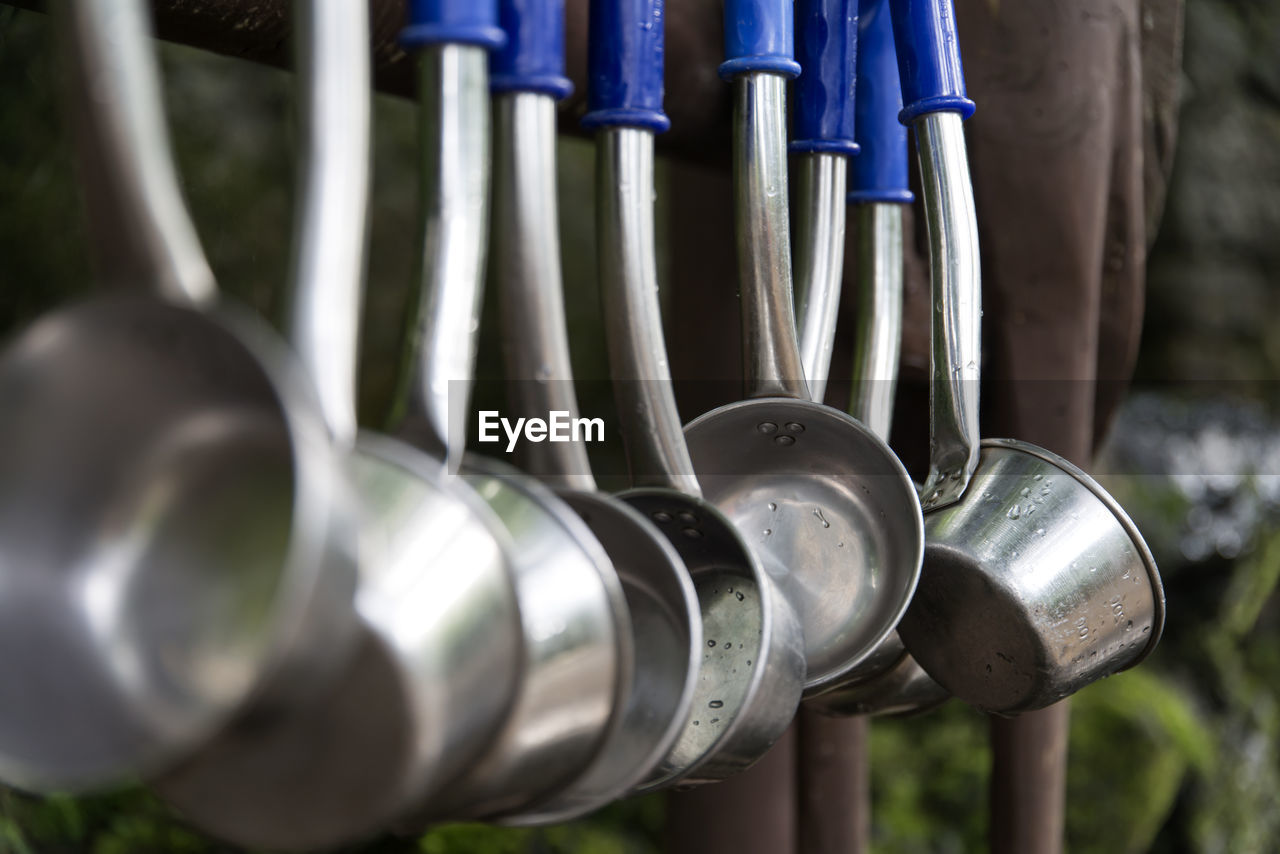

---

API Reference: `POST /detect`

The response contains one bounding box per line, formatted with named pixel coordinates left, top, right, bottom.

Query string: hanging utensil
left=587, top=0, right=806, bottom=789
left=886, top=0, right=1165, bottom=715
left=391, top=0, right=632, bottom=824
left=152, top=5, right=530, bottom=850
left=683, top=0, right=923, bottom=696
left=0, top=0, right=361, bottom=793
left=804, top=0, right=947, bottom=716
left=486, top=0, right=701, bottom=825
left=792, top=0, right=860, bottom=404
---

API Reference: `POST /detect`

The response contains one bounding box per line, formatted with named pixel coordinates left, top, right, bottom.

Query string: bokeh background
left=1, top=1, right=1279, bottom=851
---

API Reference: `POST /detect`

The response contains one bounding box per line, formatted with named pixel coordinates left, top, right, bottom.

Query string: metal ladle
left=486, top=0, right=701, bottom=823
left=152, top=5, right=532, bottom=850
left=802, top=0, right=947, bottom=717
left=886, top=0, right=1165, bottom=715
left=684, top=0, right=923, bottom=696
left=585, top=0, right=806, bottom=790
left=0, top=0, right=360, bottom=793
left=390, top=0, right=632, bottom=825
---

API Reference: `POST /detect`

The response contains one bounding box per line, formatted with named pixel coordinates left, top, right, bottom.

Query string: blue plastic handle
left=791, top=0, right=859, bottom=156
left=720, top=0, right=802, bottom=80
left=491, top=0, right=573, bottom=98
left=887, top=0, right=974, bottom=122
left=581, top=0, right=670, bottom=133
left=849, top=0, right=912, bottom=203
left=401, top=0, right=506, bottom=50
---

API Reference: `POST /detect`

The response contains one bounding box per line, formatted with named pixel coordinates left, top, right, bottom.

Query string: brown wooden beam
left=6, top=0, right=735, bottom=167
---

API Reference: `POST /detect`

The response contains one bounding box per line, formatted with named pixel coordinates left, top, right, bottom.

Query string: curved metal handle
left=915, top=111, right=980, bottom=511
left=587, top=0, right=697, bottom=494
left=286, top=0, right=371, bottom=448
left=490, top=0, right=593, bottom=490
left=395, top=44, right=494, bottom=469
left=847, top=0, right=909, bottom=440
left=734, top=72, right=810, bottom=401
left=849, top=203, right=904, bottom=441
left=598, top=127, right=701, bottom=496
left=793, top=152, right=848, bottom=403
left=493, top=92, right=595, bottom=491
left=720, top=2, right=808, bottom=401
left=61, top=0, right=215, bottom=306
left=792, top=0, right=859, bottom=403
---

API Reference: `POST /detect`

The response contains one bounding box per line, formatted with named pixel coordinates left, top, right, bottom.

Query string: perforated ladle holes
left=756, top=420, right=805, bottom=447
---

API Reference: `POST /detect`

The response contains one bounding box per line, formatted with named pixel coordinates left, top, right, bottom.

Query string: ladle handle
left=847, top=0, right=910, bottom=441
left=721, top=0, right=809, bottom=402
left=491, top=0, right=595, bottom=491
left=395, top=0, right=505, bottom=469
left=286, top=0, right=371, bottom=449
left=586, top=0, right=699, bottom=496
left=888, top=0, right=981, bottom=510
left=792, top=0, right=858, bottom=404
left=60, top=0, right=216, bottom=306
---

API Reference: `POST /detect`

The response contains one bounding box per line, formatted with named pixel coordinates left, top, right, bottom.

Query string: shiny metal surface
left=0, top=0, right=361, bottom=791
left=400, top=458, right=625, bottom=822
left=898, top=112, right=1164, bottom=715
left=158, top=433, right=521, bottom=850
left=900, top=440, right=1165, bottom=715
left=154, top=10, right=524, bottom=848
left=490, top=97, right=698, bottom=824
left=621, top=490, right=805, bottom=788
left=838, top=202, right=947, bottom=715
left=58, top=0, right=214, bottom=305
left=0, top=298, right=358, bottom=792
left=598, top=128, right=700, bottom=496
left=793, top=152, right=847, bottom=405
left=685, top=72, right=923, bottom=695
left=491, top=93, right=593, bottom=491
left=735, top=74, right=808, bottom=402
left=850, top=203, right=905, bottom=441
left=390, top=58, right=627, bottom=823
left=685, top=401, right=923, bottom=693
left=398, top=45, right=491, bottom=469
left=503, top=490, right=699, bottom=824
left=285, top=0, right=371, bottom=447
left=796, top=198, right=946, bottom=713
left=805, top=631, right=949, bottom=718
left=915, top=112, right=982, bottom=512
left=597, top=125, right=804, bottom=785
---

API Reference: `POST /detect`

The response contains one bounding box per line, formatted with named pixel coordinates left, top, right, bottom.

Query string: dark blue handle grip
left=791, top=0, right=859, bottom=156
left=720, top=0, right=802, bottom=80
left=491, top=0, right=573, bottom=98
left=849, top=0, right=912, bottom=203
left=581, top=0, right=670, bottom=133
left=887, top=0, right=974, bottom=122
left=402, top=0, right=506, bottom=50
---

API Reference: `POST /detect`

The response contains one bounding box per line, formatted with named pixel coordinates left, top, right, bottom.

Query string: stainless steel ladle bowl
left=892, top=98, right=1164, bottom=714
left=480, top=6, right=702, bottom=822
left=0, top=0, right=360, bottom=793
left=684, top=65, right=923, bottom=696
